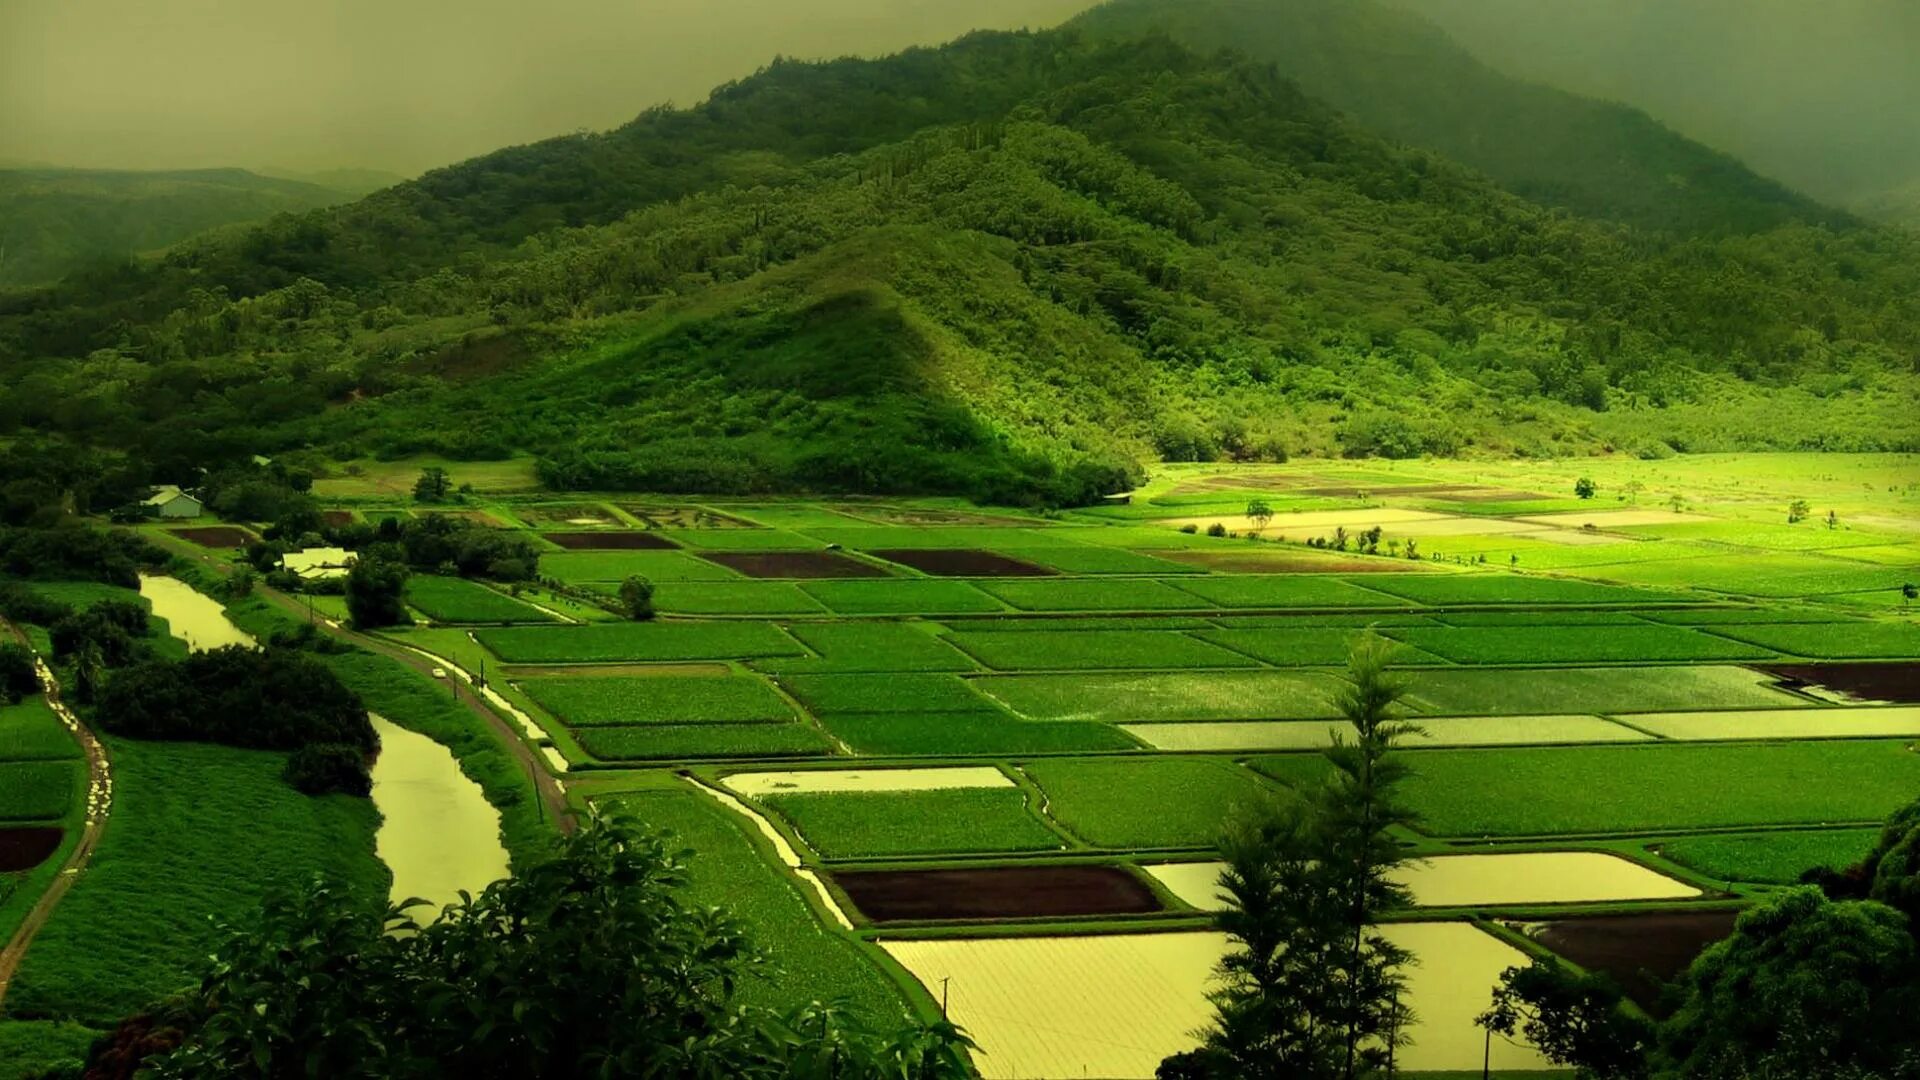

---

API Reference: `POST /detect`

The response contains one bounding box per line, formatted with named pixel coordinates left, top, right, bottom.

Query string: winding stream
left=138, top=574, right=255, bottom=651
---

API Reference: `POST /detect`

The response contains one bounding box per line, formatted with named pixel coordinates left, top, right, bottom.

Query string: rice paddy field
left=319, top=454, right=1919, bottom=1077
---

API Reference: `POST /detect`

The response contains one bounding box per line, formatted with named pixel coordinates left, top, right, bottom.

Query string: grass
left=798, top=579, right=1004, bottom=615
left=770, top=622, right=977, bottom=672
left=975, top=578, right=1207, bottom=612
left=1635, top=608, right=1863, bottom=625
left=404, top=574, right=556, bottom=623
left=1657, top=828, right=1881, bottom=885
left=1253, top=741, right=1920, bottom=837
left=779, top=673, right=996, bottom=715
left=760, top=788, right=1062, bottom=858
left=978, top=670, right=1350, bottom=723
left=653, top=582, right=827, bottom=615
left=474, top=622, right=803, bottom=663
left=572, top=723, right=833, bottom=760
left=1198, top=628, right=1443, bottom=667
left=6, top=738, right=386, bottom=1024
left=1022, top=757, right=1281, bottom=849
left=946, top=630, right=1260, bottom=671
left=1700, top=621, right=1920, bottom=659
left=1403, top=665, right=1800, bottom=716
left=0, top=1020, right=103, bottom=1076
left=819, top=711, right=1137, bottom=755
left=1430, top=610, right=1653, bottom=626
left=0, top=760, right=79, bottom=821
left=542, top=550, right=741, bottom=583
left=517, top=675, right=795, bottom=726
left=599, top=788, right=904, bottom=1017
left=1385, top=624, right=1777, bottom=664
left=1168, top=576, right=1405, bottom=609
left=1358, top=574, right=1682, bottom=606
left=0, top=697, right=81, bottom=762
left=1598, top=554, right=1911, bottom=598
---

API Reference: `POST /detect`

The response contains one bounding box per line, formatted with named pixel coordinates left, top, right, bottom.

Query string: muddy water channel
left=369, top=717, right=509, bottom=915
left=140, top=576, right=508, bottom=914
left=138, top=574, right=255, bottom=651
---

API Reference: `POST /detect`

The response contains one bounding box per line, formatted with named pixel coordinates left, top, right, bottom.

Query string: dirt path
left=0, top=620, right=113, bottom=1011
left=255, top=589, right=575, bottom=832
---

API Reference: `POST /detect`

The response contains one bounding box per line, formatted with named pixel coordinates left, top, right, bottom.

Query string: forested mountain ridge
left=1, top=24, right=1915, bottom=502
left=1072, top=0, right=1850, bottom=237
left=0, top=167, right=362, bottom=289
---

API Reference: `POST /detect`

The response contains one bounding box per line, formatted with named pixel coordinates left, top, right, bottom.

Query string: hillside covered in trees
left=0, top=3, right=1915, bottom=503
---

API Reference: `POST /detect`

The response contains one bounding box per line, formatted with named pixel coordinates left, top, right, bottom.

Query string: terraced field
left=340, top=457, right=1918, bottom=1079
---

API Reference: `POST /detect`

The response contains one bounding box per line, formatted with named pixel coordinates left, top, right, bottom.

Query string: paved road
left=0, top=620, right=113, bottom=1010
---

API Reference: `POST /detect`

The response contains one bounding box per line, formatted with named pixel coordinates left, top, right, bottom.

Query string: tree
left=1787, top=499, right=1810, bottom=523
left=1477, top=960, right=1652, bottom=1079
left=282, top=743, right=373, bottom=797
left=0, top=642, right=39, bottom=703
left=1667, top=494, right=1686, bottom=513
left=618, top=575, right=656, bottom=621
left=1246, top=499, right=1274, bottom=532
left=1903, top=582, right=1917, bottom=608
left=345, top=556, right=410, bottom=630
left=1658, top=887, right=1919, bottom=1078
left=412, top=466, right=452, bottom=503
left=124, top=815, right=972, bottom=1078
left=1622, top=480, right=1644, bottom=504
left=1573, top=477, right=1597, bottom=500
left=1825, top=509, right=1840, bottom=530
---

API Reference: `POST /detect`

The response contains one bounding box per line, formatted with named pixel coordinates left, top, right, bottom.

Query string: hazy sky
left=0, top=0, right=1093, bottom=177
left=1398, top=0, right=1920, bottom=204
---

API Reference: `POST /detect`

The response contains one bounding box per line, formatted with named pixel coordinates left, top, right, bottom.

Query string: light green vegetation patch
left=652, top=582, right=827, bottom=615
left=799, top=579, right=1003, bottom=615
left=947, top=630, right=1259, bottom=671
left=1385, top=624, right=1776, bottom=664
left=996, top=546, right=1203, bottom=574
left=1832, top=544, right=1920, bottom=567
left=1169, top=575, right=1405, bottom=609
left=769, top=622, right=977, bottom=672
left=761, top=788, right=1062, bottom=858
left=1404, top=665, right=1800, bottom=716
left=1359, top=574, right=1682, bottom=606
left=820, top=712, right=1136, bottom=755
left=543, top=550, right=741, bottom=583
left=800, top=526, right=1085, bottom=551
left=6, top=738, right=385, bottom=1024
left=1701, top=621, right=1920, bottom=659
left=940, top=615, right=1221, bottom=632
left=517, top=675, right=795, bottom=726
left=475, top=621, right=802, bottom=663
left=1431, top=610, right=1652, bottom=626
left=1623, top=521, right=1900, bottom=551
left=404, top=574, right=556, bottom=623
left=779, top=673, right=994, bottom=715
left=13, top=580, right=147, bottom=610
left=602, top=789, right=903, bottom=1017
left=572, top=723, right=834, bottom=761
left=1657, top=829, right=1881, bottom=885
left=0, top=697, right=81, bottom=761
left=976, top=578, right=1207, bottom=611
left=1598, top=554, right=1911, bottom=598
left=1211, top=613, right=1440, bottom=628
left=1635, top=608, right=1863, bottom=625
left=1253, top=742, right=1920, bottom=837
left=1198, top=628, right=1443, bottom=667
left=978, top=670, right=1350, bottom=723
left=0, top=1021, right=102, bottom=1077
left=0, top=760, right=79, bottom=821
left=1023, top=757, right=1280, bottom=849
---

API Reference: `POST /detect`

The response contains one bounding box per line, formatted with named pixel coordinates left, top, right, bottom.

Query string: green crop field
left=996, top=546, right=1202, bottom=574
left=978, top=669, right=1351, bottom=722
left=798, top=579, right=1004, bottom=615
left=1699, top=621, right=1920, bottom=659
left=946, top=629, right=1259, bottom=671
left=659, top=528, right=828, bottom=550
left=1403, top=665, right=1802, bottom=716
left=0, top=760, right=77, bottom=821
left=1385, top=624, right=1777, bottom=664
left=976, top=577, right=1208, bottom=611
left=1168, top=575, right=1405, bottom=609
left=1023, top=757, right=1282, bottom=849
left=819, top=711, right=1138, bottom=755
left=653, top=582, right=827, bottom=615
left=1429, top=610, right=1652, bottom=626
left=543, top=550, right=742, bottom=583
left=1197, top=628, right=1443, bottom=667
left=0, top=698, right=81, bottom=762
left=760, top=788, right=1063, bottom=858
left=517, top=675, right=795, bottom=726
left=1657, top=828, right=1881, bottom=885
left=799, top=526, right=1086, bottom=551
left=944, top=615, right=1221, bottom=632
left=779, top=672, right=995, bottom=715
left=774, top=622, right=977, bottom=672
left=404, top=574, right=556, bottom=623
left=1358, top=574, right=1682, bottom=606
left=572, top=723, right=833, bottom=761
left=475, top=621, right=803, bottom=662
left=1635, top=608, right=1864, bottom=625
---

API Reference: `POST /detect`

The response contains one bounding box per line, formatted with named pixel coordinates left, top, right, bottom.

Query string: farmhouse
left=142, top=484, right=204, bottom=519
left=281, top=546, right=357, bottom=580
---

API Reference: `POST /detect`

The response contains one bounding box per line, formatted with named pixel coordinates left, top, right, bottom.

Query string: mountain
left=0, top=24, right=1914, bottom=503
left=0, top=167, right=360, bottom=289
left=1071, top=0, right=1849, bottom=237
left=254, top=167, right=410, bottom=198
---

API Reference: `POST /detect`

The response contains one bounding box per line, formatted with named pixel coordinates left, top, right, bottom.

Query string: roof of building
left=281, top=547, right=358, bottom=578
left=142, top=485, right=200, bottom=506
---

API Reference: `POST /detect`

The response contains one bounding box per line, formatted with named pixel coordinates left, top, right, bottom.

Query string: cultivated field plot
left=699, top=550, right=890, bottom=579
left=834, top=865, right=1162, bottom=922
left=1619, top=705, right=1920, bottom=741
left=1168, top=575, right=1404, bottom=609
left=1402, top=665, right=1805, bottom=716
left=404, top=575, right=556, bottom=623
left=977, top=577, right=1211, bottom=611
left=544, top=549, right=742, bottom=582
left=978, top=669, right=1351, bottom=722
left=759, top=788, right=1063, bottom=858
left=653, top=582, right=827, bottom=615
left=767, top=622, right=976, bottom=672
left=516, top=674, right=795, bottom=726
left=616, top=505, right=759, bottom=529
left=947, top=629, right=1259, bottom=671
left=1021, top=758, right=1278, bottom=849
left=166, top=525, right=254, bottom=548
left=541, top=530, right=679, bottom=549
left=0, top=825, right=63, bottom=872
left=474, top=622, right=802, bottom=662
left=572, top=723, right=833, bottom=761
left=868, top=549, right=1055, bottom=577
left=1385, top=624, right=1776, bottom=664
left=798, top=578, right=1004, bottom=615
left=1122, top=713, right=1650, bottom=751
left=1148, top=851, right=1698, bottom=911
left=0, top=698, right=84, bottom=762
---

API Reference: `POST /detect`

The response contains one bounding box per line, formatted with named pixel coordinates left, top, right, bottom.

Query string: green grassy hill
left=0, top=167, right=359, bottom=289
left=1, top=28, right=1915, bottom=503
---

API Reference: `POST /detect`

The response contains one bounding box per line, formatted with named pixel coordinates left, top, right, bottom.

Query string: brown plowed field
left=543, top=531, right=679, bottom=550
left=168, top=526, right=254, bottom=548
left=0, top=827, right=63, bottom=872
left=319, top=510, right=355, bottom=527
left=871, top=549, right=1056, bottom=577
left=1759, top=662, right=1920, bottom=703
left=1534, top=910, right=1738, bottom=1008
left=701, top=551, right=889, bottom=578
left=833, top=865, right=1164, bottom=922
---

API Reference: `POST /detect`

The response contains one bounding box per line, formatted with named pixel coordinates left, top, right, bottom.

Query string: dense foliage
left=0, top=641, right=39, bottom=703
left=62, top=817, right=971, bottom=1079
left=95, top=645, right=377, bottom=753
left=0, top=526, right=166, bottom=587
left=2, top=10, right=1917, bottom=502
left=281, top=742, right=374, bottom=797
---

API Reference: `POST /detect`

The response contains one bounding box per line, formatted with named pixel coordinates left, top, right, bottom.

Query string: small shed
left=143, top=485, right=204, bottom=519
left=281, top=547, right=358, bottom=580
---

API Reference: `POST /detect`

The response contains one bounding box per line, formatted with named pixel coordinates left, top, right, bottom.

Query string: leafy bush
left=281, top=743, right=372, bottom=796
left=0, top=581, right=75, bottom=625
left=0, top=642, right=40, bottom=703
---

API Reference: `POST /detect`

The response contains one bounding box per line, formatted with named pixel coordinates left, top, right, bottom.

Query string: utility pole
left=940, top=976, right=950, bottom=1020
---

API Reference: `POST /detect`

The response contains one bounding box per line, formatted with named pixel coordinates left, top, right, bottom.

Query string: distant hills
left=0, top=167, right=373, bottom=289
left=0, top=3, right=1914, bottom=503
